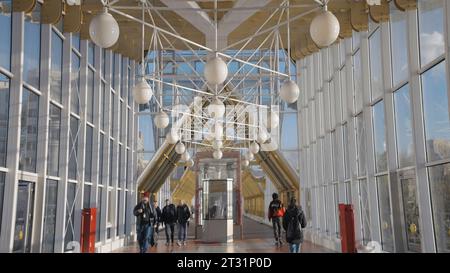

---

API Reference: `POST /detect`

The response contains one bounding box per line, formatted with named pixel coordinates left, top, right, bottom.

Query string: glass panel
left=118, top=146, right=122, bottom=188
left=428, top=163, right=450, bottom=252
left=88, top=42, right=94, bottom=67
left=23, top=5, right=41, bottom=88
left=42, top=180, right=58, bottom=253
left=203, top=179, right=232, bottom=220
left=96, top=187, right=102, bottom=242
left=373, top=101, right=387, bottom=173
left=109, top=140, right=114, bottom=187
left=121, top=57, right=126, bottom=99
left=85, top=126, right=93, bottom=182
left=334, top=183, right=340, bottom=236
left=0, top=73, right=9, bottom=167
left=422, top=61, right=450, bottom=162
left=107, top=189, right=113, bottom=225
left=19, top=88, right=39, bottom=172
left=102, top=49, right=106, bottom=80
left=87, top=68, right=94, bottom=123
left=353, top=50, right=363, bottom=112
left=359, top=179, right=371, bottom=245
left=68, top=116, right=78, bottom=180
left=343, top=123, right=350, bottom=180
left=110, top=91, right=115, bottom=137
left=47, top=104, right=61, bottom=176
left=0, top=172, right=5, bottom=233
left=369, top=29, right=383, bottom=100
left=281, top=113, right=298, bottom=150
left=64, top=182, right=76, bottom=251
left=400, top=178, right=421, bottom=252
left=99, top=134, right=104, bottom=185
left=0, top=0, right=11, bottom=70
left=138, top=115, right=155, bottom=152
left=352, top=31, right=361, bottom=50
left=72, top=33, right=80, bottom=53
left=71, top=52, right=80, bottom=114
left=116, top=190, right=121, bottom=236
left=356, top=113, right=366, bottom=175
left=390, top=2, right=409, bottom=86
left=394, top=85, right=415, bottom=167
left=101, top=82, right=106, bottom=130
left=83, top=184, right=91, bottom=209
left=377, top=175, right=394, bottom=252
left=418, top=0, right=445, bottom=67
left=50, top=31, right=63, bottom=102
left=111, top=54, right=116, bottom=88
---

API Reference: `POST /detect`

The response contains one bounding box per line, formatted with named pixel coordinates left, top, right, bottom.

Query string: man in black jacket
left=282, top=197, right=307, bottom=253
left=176, top=200, right=191, bottom=246
left=150, top=200, right=162, bottom=247
left=133, top=195, right=155, bottom=253
left=161, top=199, right=177, bottom=246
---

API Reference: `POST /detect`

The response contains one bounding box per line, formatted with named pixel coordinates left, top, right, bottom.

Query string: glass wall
left=0, top=6, right=137, bottom=252
left=298, top=0, right=449, bottom=253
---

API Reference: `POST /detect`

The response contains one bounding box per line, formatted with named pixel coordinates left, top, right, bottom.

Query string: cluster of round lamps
left=88, top=4, right=340, bottom=167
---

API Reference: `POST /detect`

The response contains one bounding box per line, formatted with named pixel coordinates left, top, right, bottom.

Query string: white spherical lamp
left=241, top=159, right=249, bottom=167
left=245, top=150, right=254, bottom=161
left=213, top=140, right=223, bottom=150
left=154, top=111, right=169, bottom=129
left=213, top=150, right=223, bottom=160
left=257, top=130, right=268, bottom=144
left=249, top=142, right=260, bottom=154
left=280, top=80, right=300, bottom=104
left=309, top=8, right=340, bottom=48
left=166, top=131, right=179, bottom=144
left=133, top=79, right=153, bottom=104
left=181, top=151, right=191, bottom=161
left=89, top=8, right=120, bottom=48
left=186, top=158, right=195, bottom=167
left=204, top=56, right=228, bottom=85
left=263, top=111, right=280, bottom=129
left=207, top=97, right=225, bottom=118
left=175, top=142, right=186, bottom=155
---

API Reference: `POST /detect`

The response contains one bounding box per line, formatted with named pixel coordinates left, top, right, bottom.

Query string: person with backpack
left=161, top=199, right=177, bottom=246
left=268, top=192, right=285, bottom=246
left=176, top=199, right=191, bottom=246
left=133, top=194, right=156, bottom=253
left=283, top=197, right=307, bottom=253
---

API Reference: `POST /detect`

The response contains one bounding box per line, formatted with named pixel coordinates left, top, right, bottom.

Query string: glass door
left=13, top=181, right=35, bottom=253
left=399, top=176, right=421, bottom=252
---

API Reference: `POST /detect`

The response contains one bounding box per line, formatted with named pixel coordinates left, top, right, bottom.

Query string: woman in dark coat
left=282, top=197, right=307, bottom=253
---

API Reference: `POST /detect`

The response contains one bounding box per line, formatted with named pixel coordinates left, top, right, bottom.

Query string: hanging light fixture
left=175, top=142, right=186, bottom=154
left=207, top=97, right=226, bottom=118
left=204, top=0, right=228, bottom=86
left=186, top=158, right=195, bottom=167
left=249, top=141, right=260, bottom=154
left=241, top=159, right=249, bottom=167
left=280, top=1, right=300, bottom=104
left=181, top=151, right=191, bottom=161
left=205, top=56, right=228, bottom=85
left=154, top=111, right=169, bottom=129
left=309, top=3, right=340, bottom=48
left=166, top=131, right=179, bottom=144
left=280, top=80, right=300, bottom=104
left=133, top=2, right=153, bottom=104
left=89, top=7, right=120, bottom=48
left=245, top=150, right=254, bottom=161
left=257, top=130, right=269, bottom=144
left=213, top=149, right=223, bottom=160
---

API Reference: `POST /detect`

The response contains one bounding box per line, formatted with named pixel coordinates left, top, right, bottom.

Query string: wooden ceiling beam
left=350, top=0, right=369, bottom=32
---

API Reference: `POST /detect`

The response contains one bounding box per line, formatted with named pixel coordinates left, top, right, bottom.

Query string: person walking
left=176, top=200, right=191, bottom=246
left=150, top=199, right=162, bottom=247
left=161, top=199, right=177, bottom=246
left=282, top=197, right=307, bottom=253
left=133, top=194, right=155, bottom=253
left=268, top=193, right=285, bottom=247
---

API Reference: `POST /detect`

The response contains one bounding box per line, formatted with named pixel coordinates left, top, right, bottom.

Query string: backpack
left=286, top=211, right=301, bottom=242
left=270, top=200, right=284, bottom=217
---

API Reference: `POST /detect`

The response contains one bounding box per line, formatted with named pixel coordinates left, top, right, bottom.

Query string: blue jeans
left=178, top=222, right=187, bottom=242
left=289, top=243, right=301, bottom=253
left=137, top=223, right=152, bottom=253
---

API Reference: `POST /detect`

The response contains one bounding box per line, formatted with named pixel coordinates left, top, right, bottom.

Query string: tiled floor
left=114, top=217, right=334, bottom=253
